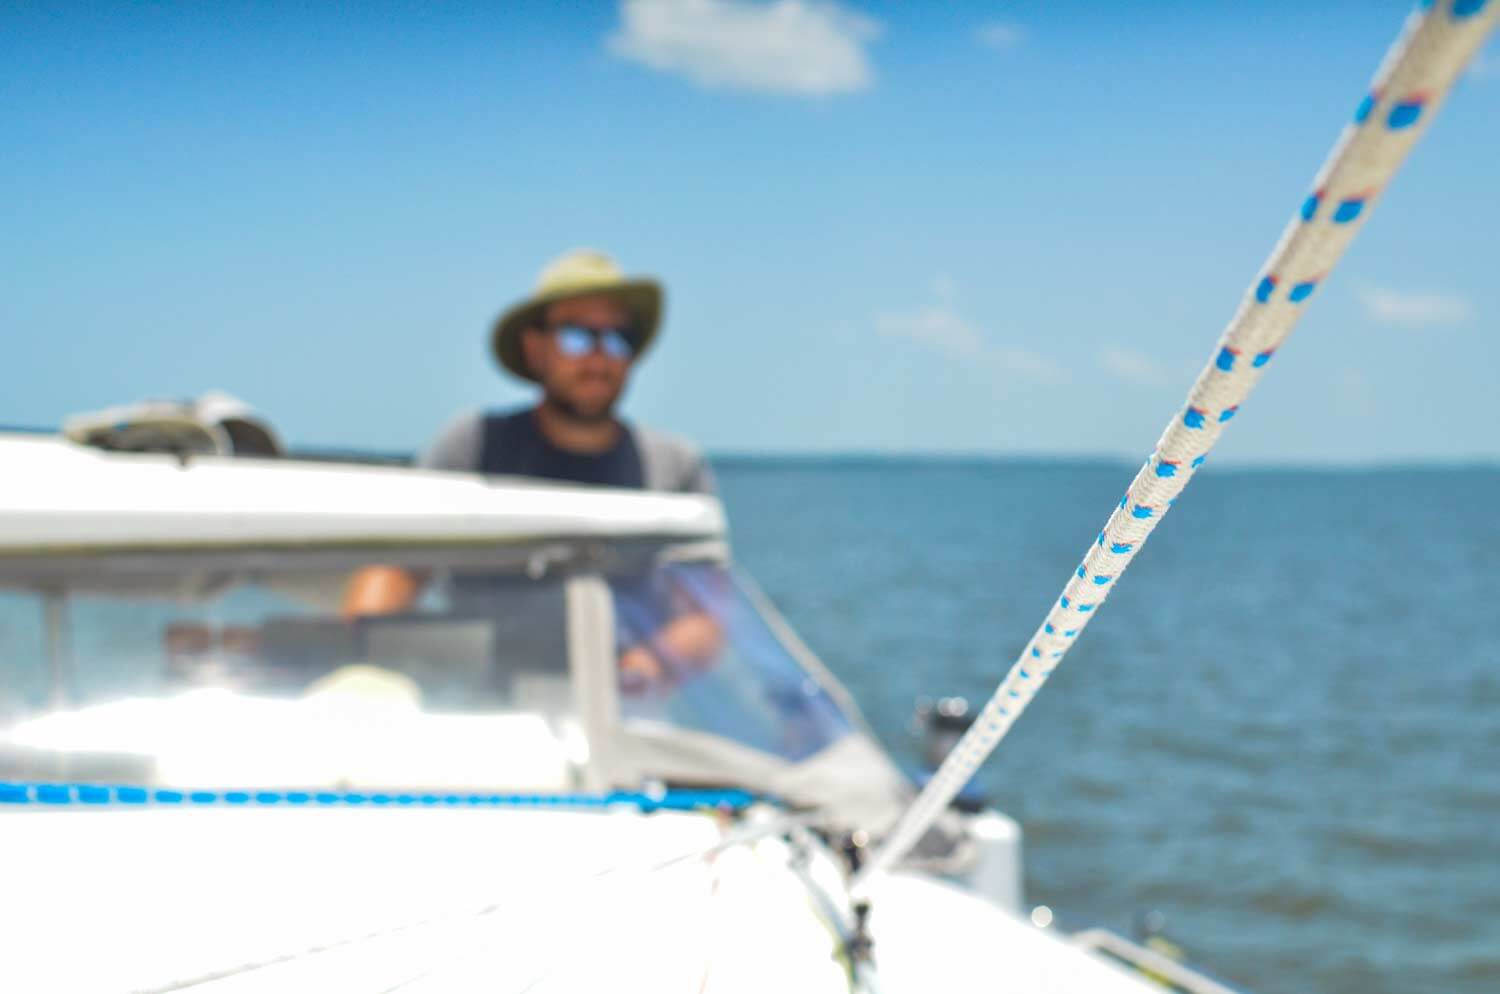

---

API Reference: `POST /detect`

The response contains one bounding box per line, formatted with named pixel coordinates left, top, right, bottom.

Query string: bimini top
left=0, top=433, right=726, bottom=558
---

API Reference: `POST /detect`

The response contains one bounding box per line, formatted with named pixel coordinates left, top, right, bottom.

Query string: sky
left=3, top=0, right=1497, bottom=464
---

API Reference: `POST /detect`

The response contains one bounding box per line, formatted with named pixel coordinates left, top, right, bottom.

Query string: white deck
left=1, top=803, right=1162, bottom=994
left=1, top=805, right=844, bottom=994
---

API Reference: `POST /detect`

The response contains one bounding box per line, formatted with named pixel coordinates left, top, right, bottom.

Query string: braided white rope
left=854, top=0, right=1499, bottom=892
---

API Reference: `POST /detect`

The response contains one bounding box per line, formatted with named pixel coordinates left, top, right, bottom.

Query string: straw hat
left=490, top=249, right=664, bottom=382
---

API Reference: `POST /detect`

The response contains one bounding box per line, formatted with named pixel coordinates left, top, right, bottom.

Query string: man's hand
left=618, top=645, right=666, bottom=693
left=651, top=612, right=724, bottom=671
left=341, top=566, right=423, bottom=619
left=616, top=611, right=725, bottom=694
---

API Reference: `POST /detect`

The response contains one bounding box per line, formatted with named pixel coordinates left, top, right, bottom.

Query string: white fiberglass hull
left=3, top=802, right=1162, bottom=994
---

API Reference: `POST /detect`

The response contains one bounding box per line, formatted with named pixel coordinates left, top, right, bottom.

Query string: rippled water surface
left=716, top=459, right=1500, bottom=994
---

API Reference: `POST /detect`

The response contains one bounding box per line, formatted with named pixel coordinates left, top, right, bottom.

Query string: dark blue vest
left=478, top=409, right=644, bottom=489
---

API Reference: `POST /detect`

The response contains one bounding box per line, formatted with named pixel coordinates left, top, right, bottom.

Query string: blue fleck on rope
left=855, top=0, right=1498, bottom=892
left=0, top=781, right=756, bottom=813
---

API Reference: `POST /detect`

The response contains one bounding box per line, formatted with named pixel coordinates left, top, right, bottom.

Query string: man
left=342, top=250, right=719, bottom=680
left=423, top=247, right=713, bottom=491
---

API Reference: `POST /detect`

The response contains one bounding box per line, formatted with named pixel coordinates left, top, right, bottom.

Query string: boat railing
left=1071, top=929, right=1244, bottom=994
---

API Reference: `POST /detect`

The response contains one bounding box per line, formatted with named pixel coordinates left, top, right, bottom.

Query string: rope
left=854, top=0, right=1499, bottom=892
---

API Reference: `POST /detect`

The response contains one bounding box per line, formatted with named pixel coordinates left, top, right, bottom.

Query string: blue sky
left=4, top=0, right=1497, bottom=463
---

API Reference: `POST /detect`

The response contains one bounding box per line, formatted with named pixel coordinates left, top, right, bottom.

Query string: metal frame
left=564, top=573, right=618, bottom=792
left=1071, top=929, right=1243, bottom=994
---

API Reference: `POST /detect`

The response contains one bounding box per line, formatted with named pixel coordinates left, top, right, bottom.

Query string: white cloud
left=878, top=306, right=985, bottom=358
left=1357, top=285, right=1473, bottom=327
left=608, top=0, right=880, bottom=96
left=990, top=344, right=1067, bottom=383
left=877, top=296, right=1066, bottom=384
left=976, top=21, right=1025, bottom=51
left=1098, top=346, right=1172, bottom=386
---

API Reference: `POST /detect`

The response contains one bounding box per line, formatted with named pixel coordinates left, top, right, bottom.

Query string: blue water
left=716, top=458, right=1500, bottom=994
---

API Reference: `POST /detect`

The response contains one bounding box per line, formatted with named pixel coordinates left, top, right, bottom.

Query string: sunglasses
left=550, top=324, right=636, bottom=360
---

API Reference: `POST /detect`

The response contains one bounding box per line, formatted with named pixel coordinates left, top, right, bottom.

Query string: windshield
left=1, top=579, right=571, bottom=716
left=0, top=553, right=863, bottom=795
left=0, top=561, right=580, bottom=792
left=611, top=563, right=853, bottom=762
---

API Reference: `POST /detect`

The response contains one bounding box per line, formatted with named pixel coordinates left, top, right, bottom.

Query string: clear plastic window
left=0, top=565, right=578, bottom=791
left=0, top=569, right=573, bottom=719
left=0, top=593, right=47, bottom=718
left=611, top=563, right=852, bottom=762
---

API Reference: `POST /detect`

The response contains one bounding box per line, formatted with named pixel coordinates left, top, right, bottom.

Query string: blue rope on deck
left=0, top=781, right=756, bottom=813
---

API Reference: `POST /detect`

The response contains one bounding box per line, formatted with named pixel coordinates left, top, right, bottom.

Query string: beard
left=541, top=381, right=622, bottom=424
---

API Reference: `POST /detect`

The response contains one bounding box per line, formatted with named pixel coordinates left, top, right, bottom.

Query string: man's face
left=522, top=294, right=635, bottom=421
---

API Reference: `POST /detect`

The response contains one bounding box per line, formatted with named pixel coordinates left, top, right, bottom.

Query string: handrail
left=1072, top=929, right=1243, bottom=994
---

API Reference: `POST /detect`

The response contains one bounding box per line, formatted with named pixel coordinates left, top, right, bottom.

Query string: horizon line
left=6, top=426, right=1497, bottom=472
